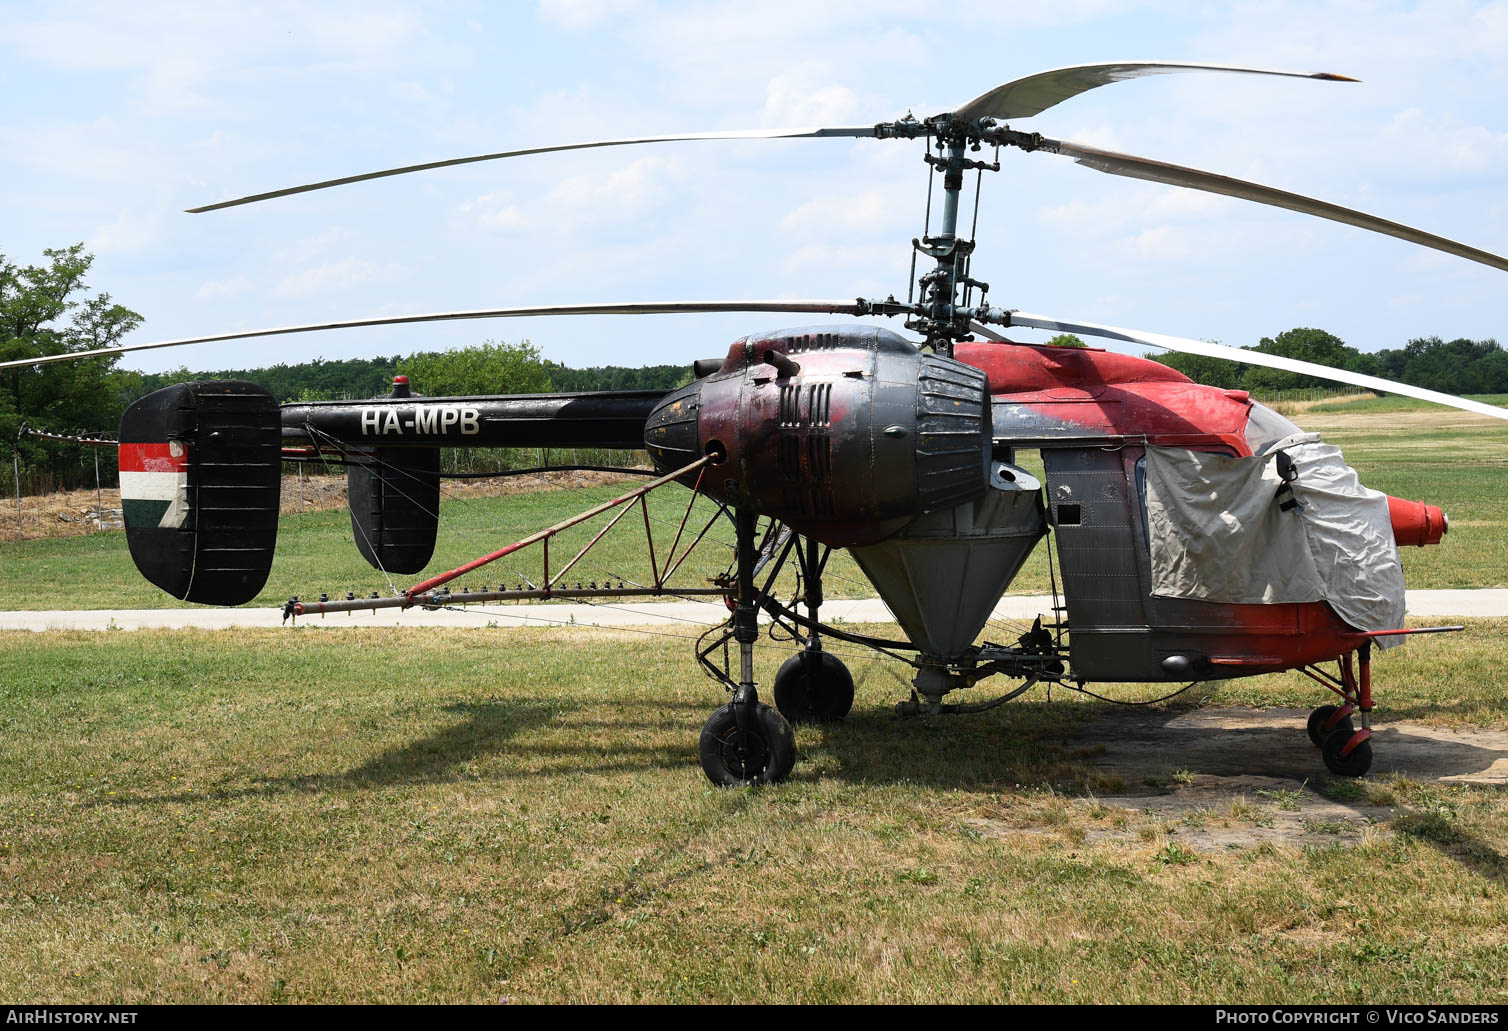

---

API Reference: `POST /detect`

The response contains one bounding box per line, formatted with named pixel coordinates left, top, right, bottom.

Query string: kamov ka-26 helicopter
left=11, top=61, right=1508, bottom=787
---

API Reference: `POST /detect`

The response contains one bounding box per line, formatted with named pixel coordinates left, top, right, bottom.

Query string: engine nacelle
left=644, top=326, right=993, bottom=546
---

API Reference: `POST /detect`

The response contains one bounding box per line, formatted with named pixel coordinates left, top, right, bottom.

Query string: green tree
left=1240, top=327, right=1362, bottom=392
left=1373, top=336, right=1508, bottom=395
left=396, top=339, right=551, bottom=396
left=1147, top=345, right=1247, bottom=389
left=1, top=244, right=143, bottom=491
left=543, top=359, right=692, bottom=392
left=1044, top=333, right=1088, bottom=349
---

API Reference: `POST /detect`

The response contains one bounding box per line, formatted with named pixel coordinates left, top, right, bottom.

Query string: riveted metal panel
left=1042, top=447, right=1144, bottom=628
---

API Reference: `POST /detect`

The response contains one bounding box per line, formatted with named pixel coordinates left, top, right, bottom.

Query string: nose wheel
left=696, top=507, right=800, bottom=787
left=698, top=702, right=797, bottom=785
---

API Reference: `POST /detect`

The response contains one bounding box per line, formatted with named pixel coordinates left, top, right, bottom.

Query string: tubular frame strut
left=285, top=455, right=721, bottom=620
left=1299, top=645, right=1375, bottom=758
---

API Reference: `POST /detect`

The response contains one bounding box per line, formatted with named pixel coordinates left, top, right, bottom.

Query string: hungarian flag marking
left=119, top=441, right=190, bottom=529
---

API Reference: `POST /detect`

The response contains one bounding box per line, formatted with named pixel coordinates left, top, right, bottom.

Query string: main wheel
left=1306, top=705, right=1355, bottom=747
left=772, top=650, right=855, bottom=724
left=1321, top=730, right=1373, bottom=777
left=698, top=702, right=797, bottom=786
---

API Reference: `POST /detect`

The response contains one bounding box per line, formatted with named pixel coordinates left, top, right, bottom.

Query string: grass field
left=1, top=396, right=1504, bottom=610
left=1, top=621, right=1506, bottom=1003
left=0, top=474, right=891, bottom=611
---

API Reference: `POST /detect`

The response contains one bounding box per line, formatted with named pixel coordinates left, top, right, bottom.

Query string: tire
left=698, top=702, right=797, bottom=786
left=1306, top=705, right=1355, bottom=748
left=772, top=651, right=855, bottom=724
left=1321, top=730, right=1373, bottom=777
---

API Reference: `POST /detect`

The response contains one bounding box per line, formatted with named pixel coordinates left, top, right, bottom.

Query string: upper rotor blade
left=954, top=61, right=1357, bottom=122
left=0, top=299, right=872, bottom=371
left=1044, top=139, right=1508, bottom=274
left=1006, top=311, right=1508, bottom=422
left=187, top=126, right=879, bottom=213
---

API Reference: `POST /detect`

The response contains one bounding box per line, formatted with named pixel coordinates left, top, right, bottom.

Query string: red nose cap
left=1387, top=495, right=1448, bottom=547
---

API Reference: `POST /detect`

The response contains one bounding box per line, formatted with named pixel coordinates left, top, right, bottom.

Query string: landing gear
left=1322, top=728, right=1374, bottom=777
left=1306, top=704, right=1355, bottom=747
left=1301, top=642, right=1375, bottom=777
left=772, top=649, right=854, bottom=724
left=699, top=702, right=797, bottom=785
left=771, top=537, right=853, bottom=724
left=696, top=506, right=799, bottom=787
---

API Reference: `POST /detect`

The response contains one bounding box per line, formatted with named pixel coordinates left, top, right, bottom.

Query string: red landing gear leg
left=1324, top=643, right=1375, bottom=777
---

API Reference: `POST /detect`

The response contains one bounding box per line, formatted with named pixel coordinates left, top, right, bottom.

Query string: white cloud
left=460, top=156, right=685, bottom=234
left=778, top=186, right=906, bottom=236
left=778, top=242, right=910, bottom=278
left=275, top=257, right=383, bottom=298
left=276, top=227, right=359, bottom=266
left=87, top=209, right=162, bottom=253
left=459, top=192, right=528, bottom=231
left=1038, top=185, right=1235, bottom=239
left=195, top=276, right=254, bottom=300
left=537, top=0, right=642, bottom=29
left=1374, top=107, right=1508, bottom=183
left=759, top=67, right=861, bottom=127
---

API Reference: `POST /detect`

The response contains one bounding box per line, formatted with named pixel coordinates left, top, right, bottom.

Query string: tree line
left=1148, top=327, right=1508, bottom=395
left=4, top=244, right=1505, bottom=494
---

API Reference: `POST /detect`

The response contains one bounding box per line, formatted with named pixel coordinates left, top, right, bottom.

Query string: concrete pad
left=0, top=589, right=1501, bottom=632
left=969, top=707, right=1508, bottom=852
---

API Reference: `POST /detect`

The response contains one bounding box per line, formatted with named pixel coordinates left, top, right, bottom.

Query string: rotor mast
left=878, top=116, right=1008, bottom=356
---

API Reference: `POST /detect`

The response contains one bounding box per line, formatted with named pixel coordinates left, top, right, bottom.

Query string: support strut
left=731, top=507, right=762, bottom=747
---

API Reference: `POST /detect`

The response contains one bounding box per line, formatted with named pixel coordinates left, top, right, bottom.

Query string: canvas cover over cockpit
left=1142, top=432, right=1406, bottom=645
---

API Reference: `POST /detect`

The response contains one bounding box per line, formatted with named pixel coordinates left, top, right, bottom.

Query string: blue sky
left=4, top=0, right=1508, bottom=375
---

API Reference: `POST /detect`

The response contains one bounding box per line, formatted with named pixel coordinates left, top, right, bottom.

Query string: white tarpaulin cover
left=1144, top=433, right=1405, bottom=645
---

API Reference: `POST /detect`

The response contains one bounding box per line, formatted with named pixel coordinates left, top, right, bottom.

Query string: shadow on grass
left=804, top=698, right=1104, bottom=791
left=94, top=696, right=686, bottom=807
left=810, top=696, right=1508, bottom=883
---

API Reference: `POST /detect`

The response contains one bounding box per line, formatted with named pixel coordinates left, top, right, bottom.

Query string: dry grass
left=1, top=623, right=1506, bottom=1003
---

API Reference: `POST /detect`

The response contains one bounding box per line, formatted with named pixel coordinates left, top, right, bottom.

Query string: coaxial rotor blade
left=1005, top=311, right=1508, bottom=422
left=1041, top=138, right=1508, bottom=274
left=0, top=299, right=872, bottom=370
left=968, top=320, right=1009, bottom=342
left=187, top=126, right=879, bottom=213
left=954, top=61, right=1356, bottom=122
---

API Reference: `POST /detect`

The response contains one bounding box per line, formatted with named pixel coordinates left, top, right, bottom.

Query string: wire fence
left=1245, top=385, right=1373, bottom=405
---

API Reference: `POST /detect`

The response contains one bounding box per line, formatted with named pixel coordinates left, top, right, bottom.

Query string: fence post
left=13, top=448, right=22, bottom=542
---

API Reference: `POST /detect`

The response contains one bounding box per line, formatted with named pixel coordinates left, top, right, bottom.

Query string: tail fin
left=346, top=447, right=440, bottom=575
left=118, top=381, right=281, bottom=605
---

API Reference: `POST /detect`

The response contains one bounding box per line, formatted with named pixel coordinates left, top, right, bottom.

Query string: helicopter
left=8, top=61, right=1508, bottom=787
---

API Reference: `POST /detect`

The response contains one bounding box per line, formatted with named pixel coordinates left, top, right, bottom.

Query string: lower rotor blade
left=968, top=320, right=1009, bottom=342
left=954, top=61, right=1356, bottom=122
left=1045, top=139, right=1508, bottom=275
left=0, top=299, right=872, bottom=371
left=187, top=126, right=879, bottom=213
left=1006, top=311, right=1508, bottom=422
